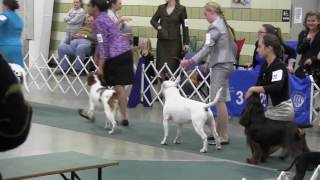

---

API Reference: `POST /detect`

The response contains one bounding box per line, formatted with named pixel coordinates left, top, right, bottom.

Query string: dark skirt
left=156, top=39, right=182, bottom=72
left=103, top=51, right=134, bottom=86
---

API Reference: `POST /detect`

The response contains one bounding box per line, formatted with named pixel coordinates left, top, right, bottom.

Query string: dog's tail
left=279, top=155, right=300, bottom=172
left=203, top=88, right=222, bottom=110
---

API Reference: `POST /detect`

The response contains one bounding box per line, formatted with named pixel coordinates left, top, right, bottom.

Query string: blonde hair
left=204, top=1, right=223, bottom=15
left=139, top=38, right=152, bottom=56
left=204, top=1, right=234, bottom=41
left=204, top=1, right=229, bottom=26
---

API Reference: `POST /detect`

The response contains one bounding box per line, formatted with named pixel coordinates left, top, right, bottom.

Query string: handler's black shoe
left=78, top=109, right=94, bottom=122
left=207, top=136, right=215, bottom=141
left=121, top=119, right=129, bottom=126
left=208, top=140, right=230, bottom=145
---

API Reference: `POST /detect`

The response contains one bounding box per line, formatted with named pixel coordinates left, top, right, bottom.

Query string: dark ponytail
left=106, top=0, right=118, bottom=10
left=262, top=34, right=283, bottom=58
left=79, top=0, right=84, bottom=8
left=204, top=2, right=234, bottom=41
left=262, top=24, right=284, bottom=43
left=89, top=0, right=108, bottom=11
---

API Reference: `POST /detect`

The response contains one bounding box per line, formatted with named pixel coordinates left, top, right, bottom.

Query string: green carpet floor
left=32, top=160, right=279, bottom=180
left=31, top=103, right=292, bottom=170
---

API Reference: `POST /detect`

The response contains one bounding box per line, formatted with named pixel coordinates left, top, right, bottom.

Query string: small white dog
left=78, top=72, right=120, bottom=134
left=9, top=63, right=29, bottom=91
left=160, top=76, right=222, bottom=153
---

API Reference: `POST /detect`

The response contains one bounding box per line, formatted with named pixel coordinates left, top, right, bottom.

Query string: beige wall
left=290, top=0, right=319, bottom=41
left=50, top=0, right=292, bottom=64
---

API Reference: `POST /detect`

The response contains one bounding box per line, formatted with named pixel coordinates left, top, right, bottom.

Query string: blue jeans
left=60, top=32, right=73, bottom=45
left=58, top=38, right=92, bottom=71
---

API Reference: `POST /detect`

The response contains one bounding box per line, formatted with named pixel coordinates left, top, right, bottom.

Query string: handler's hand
left=245, top=87, right=254, bottom=99
left=180, top=59, right=193, bottom=69
left=304, top=59, right=312, bottom=65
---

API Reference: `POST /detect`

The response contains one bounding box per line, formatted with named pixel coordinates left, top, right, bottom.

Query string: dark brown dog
left=239, top=93, right=310, bottom=164
left=282, top=152, right=320, bottom=180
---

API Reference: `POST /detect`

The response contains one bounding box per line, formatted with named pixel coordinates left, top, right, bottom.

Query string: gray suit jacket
left=192, top=17, right=236, bottom=67
left=64, top=8, right=86, bottom=33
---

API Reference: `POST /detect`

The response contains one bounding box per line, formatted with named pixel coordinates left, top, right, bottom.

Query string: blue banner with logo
left=213, top=70, right=312, bottom=125
left=219, top=70, right=267, bottom=117
left=289, top=75, right=312, bottom=125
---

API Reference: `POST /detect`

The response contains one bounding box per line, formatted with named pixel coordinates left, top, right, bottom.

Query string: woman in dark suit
left=150, top=0, right=190, bottom=73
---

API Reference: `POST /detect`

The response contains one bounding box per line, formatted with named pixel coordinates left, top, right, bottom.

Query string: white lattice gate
left=23, top=53, right=97, bottom=96
left=141, top=61, right=211, bottom=106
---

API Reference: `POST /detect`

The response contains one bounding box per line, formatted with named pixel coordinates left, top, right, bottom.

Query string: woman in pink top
left=87, top=0, right=134, bottom=126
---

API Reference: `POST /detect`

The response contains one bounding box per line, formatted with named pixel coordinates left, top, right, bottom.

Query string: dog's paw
left=104, top=122, right=112, bottom=129
left=108, top=129, right=115, bottom=135
left=173, top=139, right=182, bottom=144
left=261, top=158, right=267, bottom=163
left=279, top=156, right=287, bottom=161
left=216, top=145, right=222, bottom=150
left=161, top=140, right=168, bottom=145
left=246, top=158, right=258, bottom=164
left=108, top=126, right=121, bottom=134
left=200, top=148, right=208, bottom=153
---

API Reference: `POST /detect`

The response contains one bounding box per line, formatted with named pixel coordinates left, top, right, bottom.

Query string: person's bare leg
left=216, top=101, right=229, bottom=142
left=114, top=85, right=129, bottom=125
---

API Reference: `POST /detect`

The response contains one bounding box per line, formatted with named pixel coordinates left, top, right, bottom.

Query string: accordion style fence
left=140, top=59, right=320, bottom=124
left=277, top=165, right=320, bottom=180
left=22, top=54, right=320, bottom=124
left=21, top=53, right=320, bottom=179
left=23, top=53, right=97, bottom=96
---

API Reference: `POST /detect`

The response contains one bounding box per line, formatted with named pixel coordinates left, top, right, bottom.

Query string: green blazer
left=150, top=3, right=190, bottom=45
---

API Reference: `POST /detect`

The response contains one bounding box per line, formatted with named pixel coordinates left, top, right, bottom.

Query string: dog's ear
left=158, top=77, right=164, bottom=83
left=174, top=76, right=181, bottom=86
left=239, top=103, right=252, bottom=127
left=251, top=93, right=260, bottom=99
left=249, top=93, right=265, bottom=111
left=110, top=89, right=116, bottom=95
left=163, top=72, right=171, bottom=81
left=87, top=72, right=96, bottom=86
left=156, top=76, right=166, bottom=84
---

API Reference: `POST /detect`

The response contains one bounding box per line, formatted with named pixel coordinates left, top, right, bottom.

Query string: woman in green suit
left=151, top=0, right=190, bottom=73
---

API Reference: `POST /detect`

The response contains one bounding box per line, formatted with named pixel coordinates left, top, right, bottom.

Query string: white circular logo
left=292, top=93, right=305, bottom=108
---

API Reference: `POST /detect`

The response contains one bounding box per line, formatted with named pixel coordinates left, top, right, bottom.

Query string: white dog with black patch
left=160, top=76, right=222, bottom=153
left=78, top=72, right=120, bottom=134
left=9, top=63, right=29, bottom=91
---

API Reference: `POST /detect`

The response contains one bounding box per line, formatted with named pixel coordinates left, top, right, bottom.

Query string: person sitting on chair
left=57, top=15, right=95, bottom=75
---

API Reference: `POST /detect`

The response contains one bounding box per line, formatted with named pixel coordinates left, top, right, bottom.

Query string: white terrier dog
left=78, top=72, right=120, bottom=134
left=160, top=76, right=222, bottom=153
left=9, top=63, right=29, bottom=91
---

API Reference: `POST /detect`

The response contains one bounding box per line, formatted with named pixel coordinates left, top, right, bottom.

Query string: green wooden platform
left=0, top=152, right=118, bottom=180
